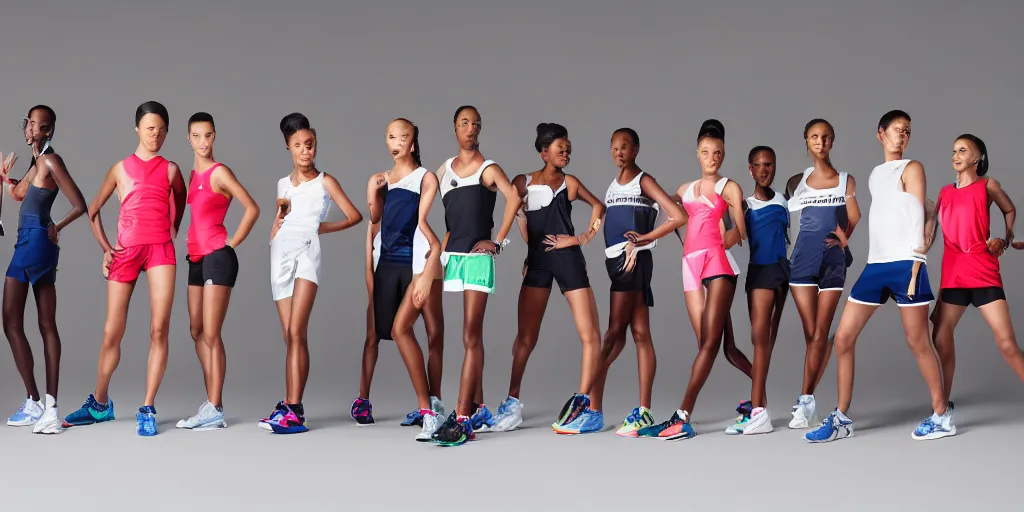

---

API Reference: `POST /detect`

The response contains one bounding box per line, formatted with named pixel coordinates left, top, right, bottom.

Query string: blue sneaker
left=636, top=410, right=695, bottom=440
left=552, top=393, right=590, bottom=429
left=62, top=394, right=115, bottom=427
left=7, top=397, right=44, bottom=427
left=554, top=409, right=604, bottom=435
left=470, top=404, right=494, bottom=432
left=137, top=406, right=157, bottom=436
left=401, top=409, right=423, bottom=427
left=258, top=401, right=287, bottom=431
left=911, top=411, right=956, bottom=441
left=804, top=409, right=853, bottom=443
left=351, top=398, right=374, bottom=426
left=491, top=396, right=524, bottom=432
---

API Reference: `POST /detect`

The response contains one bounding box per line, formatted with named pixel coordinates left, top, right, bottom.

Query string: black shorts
left=186, top=246, right=238, bottom=287
left=373, top=263, right=413, bottom=340
left=523, top=248, right=590, bottom=294
left=702, top=274, right=738, bottom=289
left=746, top=260, right=791, bottom=293
left=940, top=287, right=1006, bottom=308
left=606, top=250, right=654, bottom=307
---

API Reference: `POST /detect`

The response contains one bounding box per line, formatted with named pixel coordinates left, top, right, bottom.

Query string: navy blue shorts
left=790, top=245, right=848, bottom=291
left=849, top=260, right=934, bottom=307
left=6, top=224, right=59, bottom=285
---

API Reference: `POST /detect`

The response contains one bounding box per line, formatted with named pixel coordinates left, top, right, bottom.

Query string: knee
left=202, top=331, right=222, bottom=349
left=101, top=323, right=125, bottom=347
left=37, top=318, right=59, bottom=339
left=287, top=326, right=307, bottom=346
left=426, top=328, right=444, bottom=351
left=996, top=335, right=1020, bottom=359
left=834, top=332, right=854, bottom=355
left=189, top=324, right=204, bottom=344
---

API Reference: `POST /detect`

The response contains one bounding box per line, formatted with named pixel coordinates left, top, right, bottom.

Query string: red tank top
left=186, top=163, right=231, bottom=258
left=118, top=154, right=173, bottom=247
left=937, top=178, right=1001, bottom=289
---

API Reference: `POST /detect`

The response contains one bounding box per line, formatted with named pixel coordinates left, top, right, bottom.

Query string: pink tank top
left=937, top=178, right=1001, bottom=288
left=682, top=177, right=730, bottom=255
left=186, top=163, right=231, bottom=258
left=118, top=154, right=173, bottom=247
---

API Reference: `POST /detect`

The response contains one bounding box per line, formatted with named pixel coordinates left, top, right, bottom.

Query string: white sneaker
left=742, top=407, right=773, bottom=435
left=415, top=411, right=439, bottom=441
left=789, top=395, right=815, bottom=429
left=490, top=396, right=524, bottom=432
left=177, top=401, right=227, bottom=431
left=430, top=396, right=445, bottom=417
left=32, top=395, right=62, bottom=434
left=7, top=397, right=44, bottom=426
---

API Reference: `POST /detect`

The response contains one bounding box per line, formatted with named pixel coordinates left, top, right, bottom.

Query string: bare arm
left=842, top=175, right=861, bottom=240
left=721, top=180, right=747, bottom=249
left=671, top=186, right=688, bottom=244
left=89, top=163, right=121, bottom=254
left=511, top=174, right=529, bottom=243
left=784, top=173, right=803, bottom=200
left=366, top=172, right=387, bottom=224
left=633, top=174, right=686, bottom=244
left=415, top=172, right=443, bottom=281
left=211, top=165, right=261, bottom=249
left=900, top=160, right=931, bottom=254
left=42, top=154, right=88, bottom=232
left=320, top=173, right=364, bottom=234
left=987, top=177, right=1016, bottom=246
left=568, top=174, right=606, bottom=246
left=10, top=167, right=35, bottom=202
left=481, top=163, right=522, bottom=250
left=168, top=162, right=187, bottom=238
left=366, top=221, right=379, bottom=292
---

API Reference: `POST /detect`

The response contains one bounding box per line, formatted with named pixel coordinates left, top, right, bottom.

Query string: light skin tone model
left=184, top=118, right=260, bottom=409
left=88, top=110, right=187, bottom=408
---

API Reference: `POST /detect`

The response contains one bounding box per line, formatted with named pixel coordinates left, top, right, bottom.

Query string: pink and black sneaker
left=351, top=398, right=374, bottom=426
left=269, top=403, right=308, bottom=434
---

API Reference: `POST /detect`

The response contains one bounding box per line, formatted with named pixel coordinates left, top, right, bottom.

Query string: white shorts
left=271, top=235, right=322, bottom=301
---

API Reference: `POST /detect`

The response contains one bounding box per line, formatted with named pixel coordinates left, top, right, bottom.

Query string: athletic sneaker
left=430, top=396, right=445, bottom=417
left=62, top=394, right=115, bottom=427
left=789, top=394, right=816, bottom=429
left=176, top=401, right=227, bottom=431
left=137, top=405, right=158, bottom=437
left=615, top=406, right=655, bottom=437
left=269, top=405, right=308, bottom=434
left=725, top=400, right=753, bottom=435
left=33, top=394, right=62, bottom=434
left=911, top=410, right=956, bottom=441
left=552, top=393, right=590, bottom=429
left=258, top=401, right=288, bottom=431
left=470, top=404, right=494, bottom=432
left=742, top=407, right=773, bottom=435
left=432, top=412, right=473, bottom=447
left=554, top=409, right=604, bottom=435
left=804, top=408, right=853, bottom=443
left=415, top=410, right=440, bottom=441
left=351, top=398, right=374, bottom=426
left=401, top=408, right=423, bottom=427
left=637, top=410, right=695, bottom=440
left=7, top=397, right=44, bottom=427
left=490, top=396, right=524, bottom=432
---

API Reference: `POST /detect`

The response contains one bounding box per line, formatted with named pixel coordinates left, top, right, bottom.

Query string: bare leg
left=721, top=311, right=753, bottom=380
left=630, top=300, right=656, bottom=410
left=900, top=304, right=947, bottom=415
left=749, top=288, right=778, bottom=409
left=589, top=291, right=638, bottom=411
left=390, top=274, right=432, bottom=411
left=358, top=298, right=379, bottom=399
left=95, top=280, right=136, bottom=404
left=680, top=278, right=736, bottom=415
left=3, top=278, right=38, bottom=400
left=808, top=290, right=842, bottom=393
left=187, top=285, right=210, bottom=398
left=201, top=284, right=231, bottom=407
left=284, top=279, right=318, bottom=404
left=506, top=285, right=552, bottom=399
left=930, top=298, right=966, bottom=400
left=456, top=291, right=489, bottom=417
left=977, top=299, right=1024, bottom=386
left=833, top=301, right=878, bottom=413
left=421, top=279, right=445, bottom=399
left=143, top=265, right=176, bottom=406
left=33, top=283, right=62, bottom=399
left=563, top=287, right=603, bottom=400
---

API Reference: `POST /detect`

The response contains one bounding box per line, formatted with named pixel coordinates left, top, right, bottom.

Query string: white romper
left=270, top=172, right=331, bottom=301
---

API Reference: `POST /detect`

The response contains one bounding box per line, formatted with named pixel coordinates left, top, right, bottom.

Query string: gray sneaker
left=176, top=401, right=227, bottom=431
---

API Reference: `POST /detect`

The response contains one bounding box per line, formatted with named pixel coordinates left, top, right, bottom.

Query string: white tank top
left=866, top=159, right=926, bottom=264
left=276, top=172, right=331, bottom=240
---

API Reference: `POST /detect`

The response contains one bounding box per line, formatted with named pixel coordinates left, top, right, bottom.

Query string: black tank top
left=523, top=174, right=580, bottom=266
left=440, top=158, right=498, bottom=253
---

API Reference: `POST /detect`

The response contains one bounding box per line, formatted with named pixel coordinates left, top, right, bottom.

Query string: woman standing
left=259, top=113, right=363, bottom=434
left=176, top=112, right=260, bottom=431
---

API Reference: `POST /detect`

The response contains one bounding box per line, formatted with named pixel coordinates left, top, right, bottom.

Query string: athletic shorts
left=187, top=245, right=239, bottom=287
left=107, top=240, right=176, bottom=283
left=523, top=248, right=590, bottom=294
left=373, top=263, right=414, bottom=340
left=7, top=221, right=59, bottom=285
left=848, top=260, right=933, bottom=307
left=606, top=249, right=654, bottom=307
left=270, top=235, right=321, bottom=301
left=682, top=247, right=740, bottom=292
left=791, top=245, right=848, bottom=291
left=940, top=287, right=1005, bottom=308
left=745, top=260, right=790, bottom=293
left=442, top=252, right=495, bottom=294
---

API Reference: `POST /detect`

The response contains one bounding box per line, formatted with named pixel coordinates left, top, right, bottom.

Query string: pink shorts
left=681, top=248, right=739, bottom=292
left=107, top=241, right=176, bottom=283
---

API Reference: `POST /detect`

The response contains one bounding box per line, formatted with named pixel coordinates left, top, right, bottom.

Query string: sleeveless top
left=681, top=177, right=731, bottom=255
left=275, top=172, right=331, bottom=241
left=522, top=174, right=580, bottom=267
left=118, top=154, right=173, bottom=247
left=604, top=172, right=659, bottom=258
left=186, top=162, right=232, bottom=258
left=19, top=141, right=57, bottom=229
left=788, top=168, right=852, bottom=269
left=379, top=167, right=430, bottom=267
left=937, top=178, right=1000, bottom=288
left=744, top=191, right=789, bottom=266
left=866, top=159, right=926, bottom=264
left=439, top=158, right=497, bottom=254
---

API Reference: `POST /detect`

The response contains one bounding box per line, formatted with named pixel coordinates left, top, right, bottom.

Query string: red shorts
left=107, top=241, right=176, bottom=283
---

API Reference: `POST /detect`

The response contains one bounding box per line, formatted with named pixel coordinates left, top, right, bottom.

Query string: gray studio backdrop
left=1, top=0, right=1021, bottom=428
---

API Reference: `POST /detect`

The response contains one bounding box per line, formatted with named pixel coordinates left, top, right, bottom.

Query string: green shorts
left=442, top=252, right=495, bottom=294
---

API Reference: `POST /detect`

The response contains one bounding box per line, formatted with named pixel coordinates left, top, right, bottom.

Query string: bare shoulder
left=368, top=171, right=386, bottom=186
left=986, top=176, right=1003, bottom=191
left=904, top=159, right=926, bottom=175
